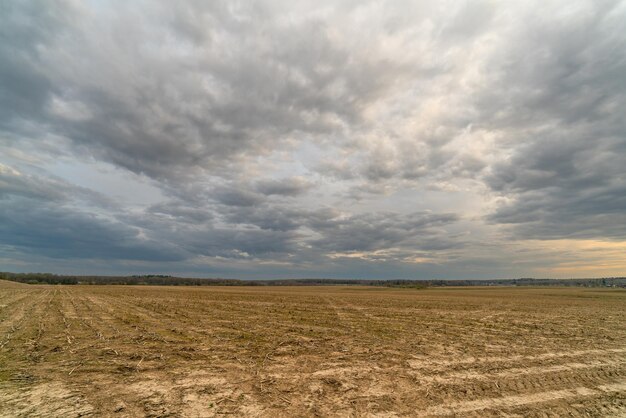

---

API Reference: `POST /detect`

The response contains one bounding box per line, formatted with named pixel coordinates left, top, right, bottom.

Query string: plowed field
left=1, top=283, right=625, bottom=417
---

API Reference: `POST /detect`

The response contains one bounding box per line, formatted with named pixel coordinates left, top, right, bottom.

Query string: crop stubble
left=0, top=281, right=625, bottom=417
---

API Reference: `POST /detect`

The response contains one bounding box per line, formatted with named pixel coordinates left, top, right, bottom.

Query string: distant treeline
left=1, top=272, right=625, bottom=288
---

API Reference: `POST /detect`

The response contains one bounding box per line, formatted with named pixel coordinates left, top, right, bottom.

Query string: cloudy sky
left=1, top=0, right=625, bottom=279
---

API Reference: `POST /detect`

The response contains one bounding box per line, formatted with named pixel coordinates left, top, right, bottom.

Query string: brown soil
left=0, top=285, right=624, bottom=417
left=0, top=279, right=30, bottom=289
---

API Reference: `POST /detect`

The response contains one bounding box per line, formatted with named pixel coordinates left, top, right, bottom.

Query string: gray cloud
left=0, top=165, right=68, bottom=202
left=481, top=1, right=626, bottom=240
left=0, top=1, right=418, bottom=183
left=309, top=211, right=461, bottom=253
left=221, top=206, right=309, bottom=232
left=255, top=177, right=313, bottom=197
left=0, top=164, right=184, bottom=261
left=0, top=196, right=184, bottom=262
left=0, top=1, right=66, bottom=129
left=147, top=201, right=213, bottom=224
left=1, top=0, right=625, bottom=278
left=213, top=186, right=263, bottom=207
left=0, top=164, right=112, bottom=207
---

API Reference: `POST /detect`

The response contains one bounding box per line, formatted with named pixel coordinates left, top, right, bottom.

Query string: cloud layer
left=1, top=0, right=625, bottom=278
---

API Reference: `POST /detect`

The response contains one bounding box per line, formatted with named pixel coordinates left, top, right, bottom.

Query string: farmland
left=0, top=281, right=625, bottom=417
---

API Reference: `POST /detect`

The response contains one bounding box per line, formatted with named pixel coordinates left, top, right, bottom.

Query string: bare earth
left=0, top=283, right=625, bottom=417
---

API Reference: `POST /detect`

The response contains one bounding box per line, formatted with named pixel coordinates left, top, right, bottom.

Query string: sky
left=1, top=0, right=625, bottom=279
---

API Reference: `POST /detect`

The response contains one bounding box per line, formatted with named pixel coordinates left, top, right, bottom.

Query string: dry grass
left=0, top=285, right=625, bottom=417
left=0, top=279, right=30, bottom=289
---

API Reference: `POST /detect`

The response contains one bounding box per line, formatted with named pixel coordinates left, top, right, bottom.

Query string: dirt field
left=0, top=282, right=625, bottom=417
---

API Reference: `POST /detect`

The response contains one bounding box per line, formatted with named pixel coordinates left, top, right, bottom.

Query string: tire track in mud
left=259, top=340, right=626, bottom=416
left=268, top=353, right=626, bottom=400
left=409, top=347, right=626, bottom=369
left=410, top=359, right=626, bottom=384
left=418, top=364, right=626, bottom=406
left=403, top=347, right=626, bottom=410
left=419, top=380, right=626, bottom=416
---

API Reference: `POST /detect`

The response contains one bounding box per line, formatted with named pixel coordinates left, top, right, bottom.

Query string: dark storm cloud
left=0, top=196, right=185, bottom=261
left=0, top=1, right=67, bottom=129
left=481, top=1, right=626, bottom=240
left=0, top=164, right=111, bottom=207
left=0, top=165, right=184, bottom=261
left=0, top=166, right=68, bottom=202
